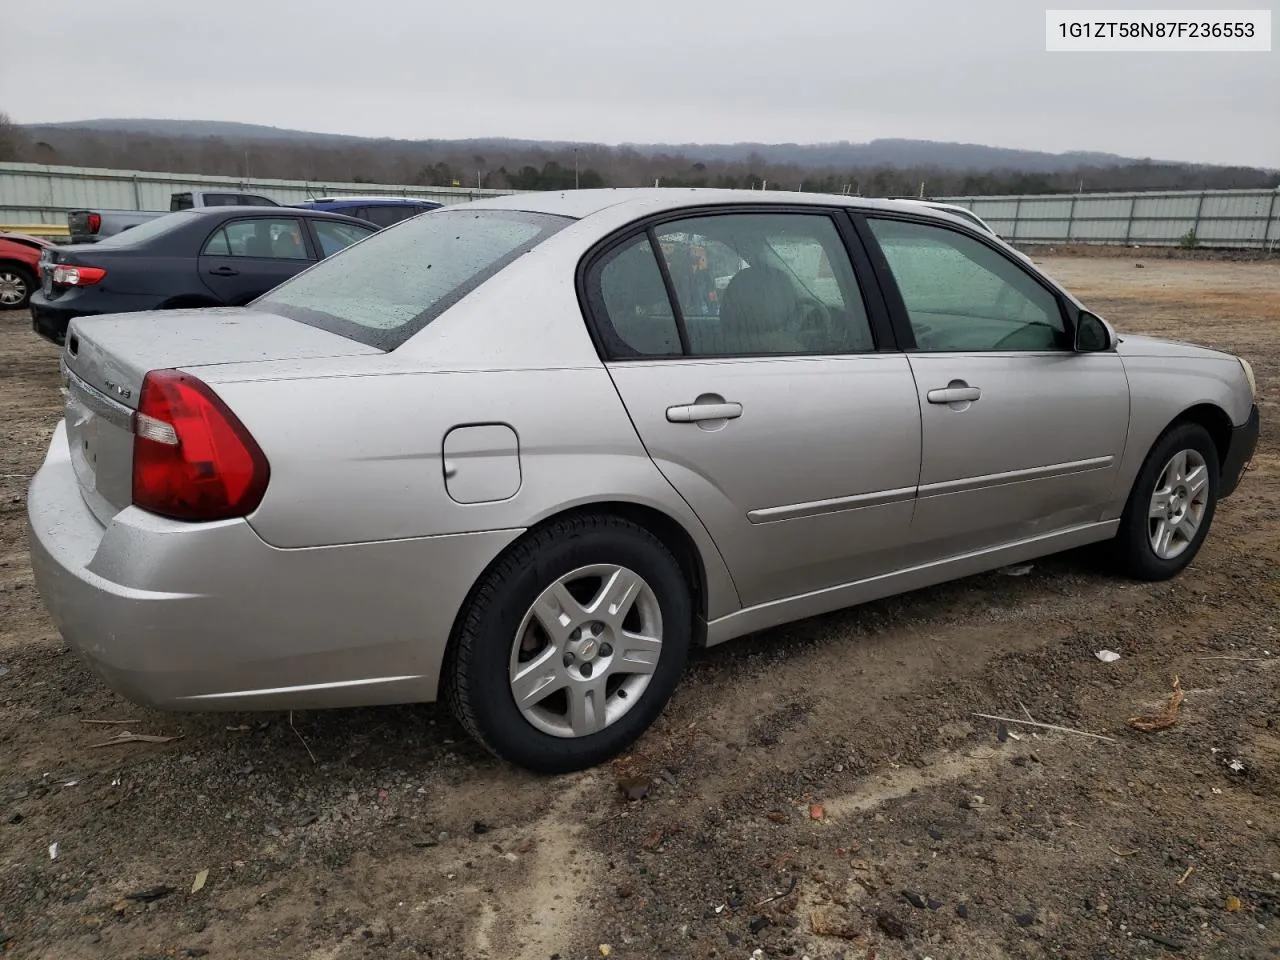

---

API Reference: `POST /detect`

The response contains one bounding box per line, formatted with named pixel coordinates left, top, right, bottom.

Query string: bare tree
left=0, top=112, right=30, bottom=162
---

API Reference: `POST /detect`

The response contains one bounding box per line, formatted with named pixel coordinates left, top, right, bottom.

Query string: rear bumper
left=1220, top=403, right=1259, bottom=499
left=30, top=300, right=85, bottom=346
left=27, top=421, right=521, bottom=711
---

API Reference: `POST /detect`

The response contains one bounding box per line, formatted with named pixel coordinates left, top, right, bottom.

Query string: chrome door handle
left=927, top=386, right=981, bottom=404
left=666, top=401, right=743, bottom=423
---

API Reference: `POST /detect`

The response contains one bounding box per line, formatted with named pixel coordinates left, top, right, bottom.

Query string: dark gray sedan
left=30, top=206, right=376, bottom=345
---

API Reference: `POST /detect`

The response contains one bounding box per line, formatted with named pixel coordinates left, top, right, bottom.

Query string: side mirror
left=1075, top=311, right=1115, bottom=352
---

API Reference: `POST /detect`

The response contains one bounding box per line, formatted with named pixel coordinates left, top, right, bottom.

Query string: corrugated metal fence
left=942, top=188, right=1280, bottom=250
left=3, top=162, right=1278, bottom=250
left=0, top=162, right=519, bottom=233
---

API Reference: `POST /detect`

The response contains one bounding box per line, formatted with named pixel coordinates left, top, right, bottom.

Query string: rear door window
left=311, top=219, right=375, bottom=257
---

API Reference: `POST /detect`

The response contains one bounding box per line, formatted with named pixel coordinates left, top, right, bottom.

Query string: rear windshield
left=255, top=209, right=572, bottom=350
left=92, top=211, right=199, bottom=247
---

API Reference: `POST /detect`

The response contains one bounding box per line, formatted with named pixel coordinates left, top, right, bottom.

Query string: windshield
left=92, top=211, right=199, bottom=248
left=255, top=208, right=572, bottom=350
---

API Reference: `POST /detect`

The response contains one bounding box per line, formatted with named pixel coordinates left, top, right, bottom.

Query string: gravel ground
left=1, top=254, right=1278, bottom=960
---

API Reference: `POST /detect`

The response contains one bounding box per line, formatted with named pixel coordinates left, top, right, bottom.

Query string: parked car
left=68, top=190, right=281, bottom=244
left=0, top=231, right=54, bottom=310
left=30, top=206, right=376, bottom=345
left=291, top=196, right=443, bottom=227
left=27, top=189, right=1259, bottom=774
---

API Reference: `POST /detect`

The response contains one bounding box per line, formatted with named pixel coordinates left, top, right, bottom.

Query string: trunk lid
left=61, top=307, right=381, bottom=523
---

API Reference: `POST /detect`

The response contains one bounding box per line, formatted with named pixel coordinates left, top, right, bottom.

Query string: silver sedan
left=27, top=189, right=1260, bottom=773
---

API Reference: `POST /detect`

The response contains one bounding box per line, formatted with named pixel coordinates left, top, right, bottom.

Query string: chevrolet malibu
left=27, top=189, right=1260, bottom=773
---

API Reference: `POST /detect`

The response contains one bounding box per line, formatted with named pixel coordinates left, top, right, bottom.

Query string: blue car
left=291, top=196, right=443, bottom=228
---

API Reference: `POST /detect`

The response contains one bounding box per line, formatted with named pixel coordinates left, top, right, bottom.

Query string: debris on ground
left=755, top=876, right=797, bottom=907
left=1136, top=930, right=1184, bottom=951
left=810, top=906, right=858, bottom=938
left=89, top=731, right=183, bottom=748
left=47, top=842, right=58, bottom=861
left=1095, top=649, right=1121, bottom=663
left=191, top=870, right=208, bottom=894
left=1000, top=563, right=1035, bottom=576
left=875, top=912, right=907, bottom=939
left=974, top=712, right=1117, bottom=742
left=616, top=775, right=650, bottom=802
left=1127, top=676, right=1184, bottom=731
left=125, top=886, right=176, bottom=903
left=1225, top=896, right=1242, bottom=912
left=901, top=890, right=927, bottom=909
left=808, top=803, right=824, bottom=820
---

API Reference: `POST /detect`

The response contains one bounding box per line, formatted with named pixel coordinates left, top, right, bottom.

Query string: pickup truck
left=67, top=190, right=280, bottom=244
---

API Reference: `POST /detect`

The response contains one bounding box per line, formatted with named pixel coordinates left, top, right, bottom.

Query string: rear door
left=858, top=214, right=1130, bottom=558
left=198, top=215, right=317, bottom=304
left=586, top=208, right=922, bottom=606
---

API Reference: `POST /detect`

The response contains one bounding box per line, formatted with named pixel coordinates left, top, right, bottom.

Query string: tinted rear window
left=255, top=209, right=571, bottom=350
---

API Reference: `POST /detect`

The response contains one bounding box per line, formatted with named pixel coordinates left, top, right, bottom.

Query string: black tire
left=1112, top=422, right=1220, bottom=581
left=444, top=514, right=692, bottom=774
left=0, top=264, right=36, bottom=311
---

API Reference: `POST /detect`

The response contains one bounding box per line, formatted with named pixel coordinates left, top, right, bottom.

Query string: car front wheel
left=445, top=514, right=692, bottom=774
left=1113, top=422, right=1220, bottom=580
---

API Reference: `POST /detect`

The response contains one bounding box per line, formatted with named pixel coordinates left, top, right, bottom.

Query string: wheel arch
left=443, top=500, right=718, bottom=675
left=1166, top=402, right=1234, bottom=470
left=0, top=258, right=35, bottom=275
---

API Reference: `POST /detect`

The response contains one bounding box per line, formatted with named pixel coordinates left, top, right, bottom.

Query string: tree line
left=3, top=113, right=1276, bottom=197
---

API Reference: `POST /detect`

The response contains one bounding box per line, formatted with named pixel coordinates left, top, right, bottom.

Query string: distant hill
left=14, top=119, right=1280, bottom=195
left=29, top=119, right=1145, bottom=173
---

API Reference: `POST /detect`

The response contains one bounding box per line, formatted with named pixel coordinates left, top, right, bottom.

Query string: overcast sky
left=4, top=0, right=1276, bottom=167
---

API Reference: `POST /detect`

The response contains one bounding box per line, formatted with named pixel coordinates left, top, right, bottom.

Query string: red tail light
left=87, top=213, right=102, bottom=233
left=52, top=265, right=107, bottom=286
left=131, top=370, right=270, bottom=521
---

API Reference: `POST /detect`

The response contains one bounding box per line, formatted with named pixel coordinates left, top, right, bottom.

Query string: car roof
left=187, top=205, right=376, bottom=224
left=301, top=196, right=441, bottom=205
left=459, top=187, right=978, bottom=224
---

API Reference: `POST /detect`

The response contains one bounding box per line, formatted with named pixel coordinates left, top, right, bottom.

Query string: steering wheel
left=789, top=296, right=834, bottom=350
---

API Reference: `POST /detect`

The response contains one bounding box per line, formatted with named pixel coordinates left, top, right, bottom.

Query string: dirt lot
left=2, top=255, right=1279, bottom=960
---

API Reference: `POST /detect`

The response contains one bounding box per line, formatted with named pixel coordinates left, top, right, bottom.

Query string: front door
left=198, top=216, right=316, bottom=304
left=585, top=209, right=923, bottom=606
left=861, top=215, right=1130, bottom=559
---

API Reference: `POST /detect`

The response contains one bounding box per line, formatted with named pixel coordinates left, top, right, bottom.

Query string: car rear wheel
left=445, top=514, right=692, bottom=774
left=0, top=265, right=35, bottom=310
left=1112, top=422, right=1220, bottom=580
